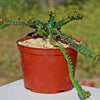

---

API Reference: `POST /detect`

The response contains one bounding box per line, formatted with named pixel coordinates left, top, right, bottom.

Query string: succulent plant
left=0, top=9, right=99, bottom=100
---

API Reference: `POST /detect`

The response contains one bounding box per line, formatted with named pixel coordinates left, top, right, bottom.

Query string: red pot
left=16, top=36, right=81, bottom=93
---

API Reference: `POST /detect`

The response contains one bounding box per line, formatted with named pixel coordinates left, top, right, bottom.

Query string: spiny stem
left=33, top=20, right=45, bottom=28
left=48, top=11, right=56, bottom=39
left=59, top=45, right=85, bottom=100
left=49, top=39, right=85, bottom=99
left=54, top=29, right=100, bottom=63
left=54, top=9, right=83, bottom=29
left=26, top=30, right=38, bottom=37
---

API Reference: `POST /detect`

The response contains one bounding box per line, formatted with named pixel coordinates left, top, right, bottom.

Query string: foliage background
left=0, top=0, right=100, bottom=87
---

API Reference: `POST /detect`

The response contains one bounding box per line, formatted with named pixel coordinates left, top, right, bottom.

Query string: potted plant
left=0, top=9, right=99, bottom=100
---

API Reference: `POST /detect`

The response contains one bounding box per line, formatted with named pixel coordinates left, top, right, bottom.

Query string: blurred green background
left=0, top=0, right=100, bottom=87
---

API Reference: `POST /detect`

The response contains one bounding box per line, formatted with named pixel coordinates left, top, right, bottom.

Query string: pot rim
left=16, top=36, right=82, bottom=50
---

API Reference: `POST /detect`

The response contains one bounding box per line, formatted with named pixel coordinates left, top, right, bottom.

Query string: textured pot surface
left=16, top=36, right=80, bottom=93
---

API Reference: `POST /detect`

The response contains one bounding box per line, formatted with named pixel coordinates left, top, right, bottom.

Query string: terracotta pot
left=16, top=36, right=81, bottom=93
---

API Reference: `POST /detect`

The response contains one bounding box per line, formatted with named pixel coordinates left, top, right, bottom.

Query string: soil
left=18, top=38, right=70, bottom=48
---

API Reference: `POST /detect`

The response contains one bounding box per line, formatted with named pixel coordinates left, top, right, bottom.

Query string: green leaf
left=0, top=24, right=9, bottom=29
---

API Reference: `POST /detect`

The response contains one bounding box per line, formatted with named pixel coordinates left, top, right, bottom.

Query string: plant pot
left=16, top=36, right=81, bottom=93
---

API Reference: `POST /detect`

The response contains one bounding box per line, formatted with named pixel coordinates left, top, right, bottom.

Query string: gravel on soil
left=18, top=38, right=70, bottom=48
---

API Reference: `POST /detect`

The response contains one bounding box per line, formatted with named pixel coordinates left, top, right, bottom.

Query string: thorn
left=72, top=67, right=74, bottom=69
left=64, top=21, right=66, bottom=23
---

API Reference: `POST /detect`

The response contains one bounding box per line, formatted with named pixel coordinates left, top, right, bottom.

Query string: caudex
left=0, top=9, right=100, bottom=100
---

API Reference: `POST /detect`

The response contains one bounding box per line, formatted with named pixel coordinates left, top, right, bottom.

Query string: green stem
left=59, top=45, right=85, bottom=100
left=49, top=39, right=85, bottom=99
